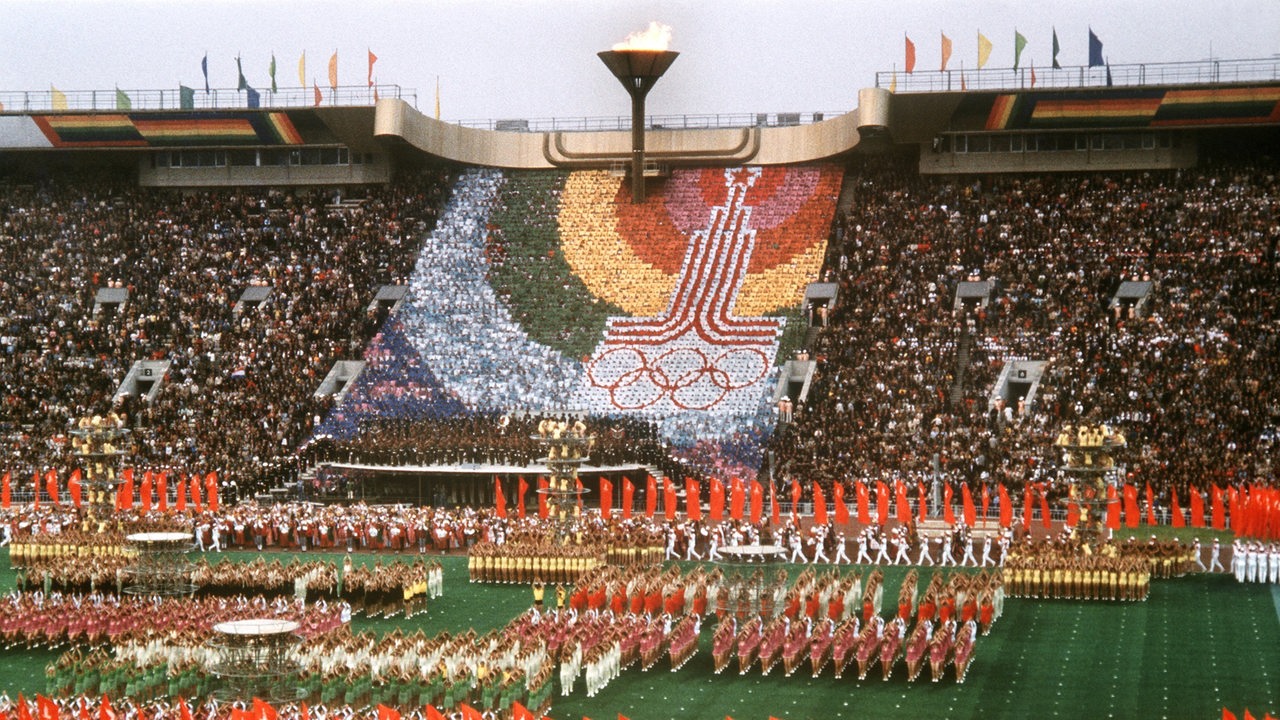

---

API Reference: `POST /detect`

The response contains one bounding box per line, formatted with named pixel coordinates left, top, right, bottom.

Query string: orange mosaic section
left=559, top=166, right=840, bottom=318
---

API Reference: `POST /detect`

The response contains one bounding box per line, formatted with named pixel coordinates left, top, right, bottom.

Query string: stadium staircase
left=948, top=328, right=973, bottom=409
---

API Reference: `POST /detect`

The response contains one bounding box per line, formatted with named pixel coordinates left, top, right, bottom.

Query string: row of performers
left=467, top=542, right=611, bottom=584
left=549, top=563, right=1003, bottom=633
left=712, top=613, right=979, bottom=684
left=6, top=519, right=192, bottom=567
left=47, top=624, right=557, bottom=718
left=709, top=567, right=1000, bottom=684
left=1002, top=537, right=1171, bottom=600
left=1003, top=554, right=1151, bottom=601
left=12, top=555, right=440, bottom=620
left=11, top=593, right=344, bottom=652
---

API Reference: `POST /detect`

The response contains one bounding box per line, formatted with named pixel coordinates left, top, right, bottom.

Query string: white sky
left=3, top=0, right=1279, bottom=121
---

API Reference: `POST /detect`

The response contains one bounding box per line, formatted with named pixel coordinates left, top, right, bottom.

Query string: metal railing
left=876, top=57, right=1280, bottom=93
left=455, top=110, right=843, bottom=133
left=0, top=84, right=416, bottom=113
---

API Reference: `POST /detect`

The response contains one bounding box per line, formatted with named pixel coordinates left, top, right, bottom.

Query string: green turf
left=2, top=550, right=1276, bottom=719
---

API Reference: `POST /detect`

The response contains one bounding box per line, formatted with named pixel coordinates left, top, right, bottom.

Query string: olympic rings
left=587, top=344, right=771, bottom=410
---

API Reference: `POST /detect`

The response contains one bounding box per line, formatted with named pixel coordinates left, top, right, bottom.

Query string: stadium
left=0, top=15, right=1278, bottom=720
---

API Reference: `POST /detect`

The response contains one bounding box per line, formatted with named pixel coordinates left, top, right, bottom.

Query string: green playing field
left=2, top=550, right=1276, bottom=720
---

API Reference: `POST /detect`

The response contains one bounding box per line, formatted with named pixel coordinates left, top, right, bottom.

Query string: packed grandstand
left=1, top=154, right=1274, bottom=515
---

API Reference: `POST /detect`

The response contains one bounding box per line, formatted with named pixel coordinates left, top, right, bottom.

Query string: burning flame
left=612, top=21, right=673, bottom=52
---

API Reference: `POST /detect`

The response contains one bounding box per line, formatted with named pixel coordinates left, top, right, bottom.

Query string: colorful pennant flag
left=115, top=88, right=131, bottom=110
left=328, top=50, right=338, bottom=90
left=236, top=56, right=248, bottom=90
left=1013, top=30, right=1028, bottom=70
left=368, top=49, right=378, bottom=87
left=977, top=32, right=993, bottom=69
left=51, top=86, right=68, bottom=110
left=1088, top=28, right=1104, bottom=67
left=269, top=54, right=278, bottom=93
left=904, top=35, right=916, bottom=74
left=179, top=85, right=196, bottom=110
left=298, top=52, right=306, bottom=88
left=1052, top=27, right=1061, bottom=68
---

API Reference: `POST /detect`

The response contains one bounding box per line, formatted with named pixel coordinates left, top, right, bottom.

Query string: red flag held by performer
left=1189, top=485, right=1205, bottom=528
left=1211, top=484, right=1225, bottom=530
left=599, top=477, right=613, bottom=519
left=189, top=473, right=202, bottom=512
left=750, top=480, right=764, bottom=525
left=157, top=471, right=169, bottom=513
left=621, top=476, right=634, bottom=519
left=943, top=483, right=956, bottom=525
left=709, top=477, right=724, bottom=522
left=812, top=482, right=827, bottom=526
left=45, top=469, right=59, bottom=506
left=663, top=477, right=677, bottom=521
left=1, top=470, right=10, bottom=509
left=645, top=475, right=657, bottom=519
left=206, top=472, right=219, bottom=513
left=1145, top=483, right=1156, bottom=526
left=122, top=468, right=135, bottom=510
left=730, top=477, right=745, bottom=521
left=856, top=482, right=870, bottom=525
left=876, top=480, right=890, bottom=526
left=1106, top=485, right=1121, bottom=530
left=895, top=481, right=911, bottom=523
left=1022, top=484, right=1034, bottom=532
left=517, top=476, right=528, bottom=519
left=833, top=482, right=849, bottom=525
left=1171, top=490, right=1186, bottom=528
left=998, top=483, right=1013, bottom=528
left=69, top=469, right=83, bottom=508
left=685, top=478, right=701, bottom=521
left=1123, top=483, right=1139, bottom=528
left=1037, top=482, right=1051, bottom=529
left=790, top=479, right=802, bottom=522
left=537, top=477, right=549, bottom=519
left=961, top=482, right=976, bottom=526
left=493, top=476, right=507, bottom=518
